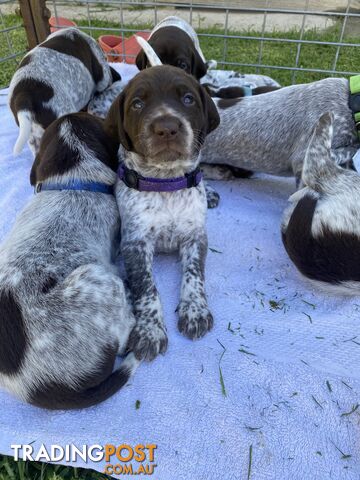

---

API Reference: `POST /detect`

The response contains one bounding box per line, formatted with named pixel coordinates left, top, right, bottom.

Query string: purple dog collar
left=117, top=163, right=203, bottom=192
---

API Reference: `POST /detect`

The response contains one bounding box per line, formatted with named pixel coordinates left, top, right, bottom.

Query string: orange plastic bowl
left=49, top=16, right=77, bottom=33
left=122, top=32, right=150, bottom=64
left=99, top=32, right=151, bottom=63
left=98, top=35, right=123, bottom=62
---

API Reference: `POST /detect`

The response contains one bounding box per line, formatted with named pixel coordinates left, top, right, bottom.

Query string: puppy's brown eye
left=177, top=60, right=188, bottom=70
left=131, top=98, right=144, bottom=110
left=183, top=93, right=195, bottom=106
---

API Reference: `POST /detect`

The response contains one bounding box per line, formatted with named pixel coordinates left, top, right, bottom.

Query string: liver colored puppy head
left=105, top=65, right=219, bottom=172
left=136, top=27, right=207, bottom=80
left=30, top=113, right=118, bottom=185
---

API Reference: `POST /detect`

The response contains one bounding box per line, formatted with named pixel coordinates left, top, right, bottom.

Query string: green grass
left=0, top=454, right=109, bottom=480
left=0, top=14, right=28, bottom=88
left=1, top=13, right=360, bottom=88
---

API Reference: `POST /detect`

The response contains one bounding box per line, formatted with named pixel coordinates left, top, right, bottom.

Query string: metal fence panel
left=0, top=0, right=28, bottom=87
left=0, top=0, right=360, bottom=87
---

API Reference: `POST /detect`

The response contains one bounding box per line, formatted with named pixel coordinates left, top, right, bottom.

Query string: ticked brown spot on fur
left=40, top=32, right=104, bottom=84
left=0, top=291, right=27, bottom=374
left=217, top=97, right=243, bottom=110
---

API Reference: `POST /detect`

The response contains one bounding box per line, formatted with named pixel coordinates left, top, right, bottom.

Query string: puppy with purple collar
left=105, top=65, right=220, bottom=361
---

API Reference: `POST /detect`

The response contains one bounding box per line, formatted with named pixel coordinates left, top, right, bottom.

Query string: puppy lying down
left=0, top=113, right=137, bottom=409
left=201, top=78, right=359, bottom=185
left=282, top=112, right=360, bottom=295
left=105, top=65, right=220, bottom=361
left=87, top=18, right=280, bottom=120
left=9, top=27, right=119, bottom=156
left=87, top=71, right=280, bottom=120
left=201, top=69, right=280, bottom=97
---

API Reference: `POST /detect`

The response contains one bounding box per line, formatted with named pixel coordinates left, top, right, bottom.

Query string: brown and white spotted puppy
left=0, top=113, right=138, bottom=410
left=202, top=78, right=359, bottom=186
left=282, top=112, right=360, bottom=294
left=204, top=84, right=280, bottom=99
left=135, top=16, right=208, bottom=80
left=105, top=66, right=220, bottom=361
left=8, top=27, right=120, bottom=156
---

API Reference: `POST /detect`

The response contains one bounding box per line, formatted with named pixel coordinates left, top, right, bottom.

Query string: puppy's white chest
left=116, top=181, right=207, bottom=251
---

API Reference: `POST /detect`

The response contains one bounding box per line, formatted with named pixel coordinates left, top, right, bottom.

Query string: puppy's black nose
left=152, top=116, right=181, bottom=139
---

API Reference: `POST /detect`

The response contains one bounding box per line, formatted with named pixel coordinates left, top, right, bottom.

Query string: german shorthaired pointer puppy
left=87, top=24, right=280, bottom=119
left=201, top=78, right=359, bottom=186
left=9, top=27, right=120, bottom=156
left=87, top=76, right=280, bottom=120
left=88, top=78, right=126, bottom=119
left=282, top=112, right=360, bottom=295
left=0, top=113, right=138, bottom=409
left=105, top=65, right=220, bottom=361
left=201, top=69, right=281, bottom=98
left=135, top=16, right=209, bottom=79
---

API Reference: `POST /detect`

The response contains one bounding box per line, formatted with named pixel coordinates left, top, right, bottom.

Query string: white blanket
left=0, top=65, right=360, bottom=479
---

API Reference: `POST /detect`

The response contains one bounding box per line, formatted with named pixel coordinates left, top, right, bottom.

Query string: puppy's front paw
left=178, top=301, right=214, bottom=340
left=206, top=189, right=220, bottom=209
left=127, top=321, right=168, bottom=361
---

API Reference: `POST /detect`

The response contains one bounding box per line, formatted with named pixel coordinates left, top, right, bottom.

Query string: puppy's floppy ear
left=302, top=112, right=342, bottom=192
left=30, top=154, right=41, bottom=186
left=199, top=84, right=220, bottom=135
left=135, top=50, right=148, bottom=71
left=191, top=48, right=207, bottom=80
left=69, top=114, right=119, bottom=171
left=109, top=66, right=121, bottom=83
left=104, top=92, right=132, bottom=151
left=29, top=133, right=79, bottom=186
left=32, top=114, right=119, bottom=185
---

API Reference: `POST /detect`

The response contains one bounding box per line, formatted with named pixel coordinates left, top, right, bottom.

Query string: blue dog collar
left=35, top=180, right=114, bottom=195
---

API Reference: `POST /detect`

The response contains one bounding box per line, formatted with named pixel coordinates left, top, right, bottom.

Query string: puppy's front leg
left=122, top=239, right=168, bottom=361
left=178, top=230, right=213, bottom=340
left=205, top=182, right=220, bottom=209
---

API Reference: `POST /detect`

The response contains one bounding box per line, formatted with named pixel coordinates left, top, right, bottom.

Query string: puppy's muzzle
left=151, top=115, right=182, bottom=140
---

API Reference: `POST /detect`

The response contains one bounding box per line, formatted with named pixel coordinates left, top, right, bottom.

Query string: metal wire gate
left=1, top=0, right=360, bottom=88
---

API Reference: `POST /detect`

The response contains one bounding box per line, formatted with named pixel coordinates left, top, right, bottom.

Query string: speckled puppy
left=135, top=16, right=209, bottom=79
left=0, top=113, right=138, bottom=409
left=105, top=66, right=220, bottom=361
left=202, top=78, right=360, bottom=185
left=9, top=27, right=120, bottom=156
left=282, top=112, right=360, bottom=295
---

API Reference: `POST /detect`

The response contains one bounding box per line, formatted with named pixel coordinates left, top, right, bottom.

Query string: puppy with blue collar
left=0, top=113, right=138, bottom=409
left=105, top=64, right=220, bottom=361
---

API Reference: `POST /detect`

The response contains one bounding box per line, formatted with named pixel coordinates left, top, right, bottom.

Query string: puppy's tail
left=301, top=112, right=342, bottom=192
left=135, top=35, right=162, bottom=66
left=13, top=110, right=32, bottom=156
left=30, top=353, right=140, bottom=410
left=206, top=59, right=217, bottom=70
